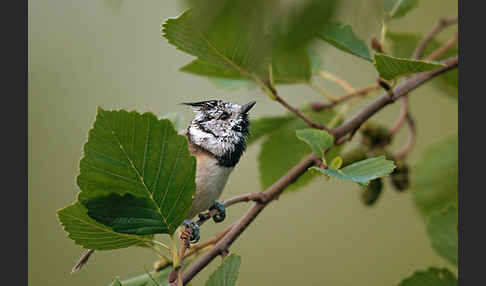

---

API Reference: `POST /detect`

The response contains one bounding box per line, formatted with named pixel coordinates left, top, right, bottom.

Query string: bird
left=71, top=99, right=256, bottom=273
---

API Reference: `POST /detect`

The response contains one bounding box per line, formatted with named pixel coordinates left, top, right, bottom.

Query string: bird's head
left=184, top=100, right=256, bottom=167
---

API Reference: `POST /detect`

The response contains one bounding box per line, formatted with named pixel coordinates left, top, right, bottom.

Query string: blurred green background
left=28, top=0, right=457, bottom=285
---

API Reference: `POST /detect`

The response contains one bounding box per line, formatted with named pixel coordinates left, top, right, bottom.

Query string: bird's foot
left=180, top=220, right=200, bottom=244
left=209, top=201, right=226, bottom=223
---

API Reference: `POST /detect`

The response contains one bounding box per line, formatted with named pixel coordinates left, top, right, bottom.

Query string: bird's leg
left=180, top=220, right=200, bottom=244
left=209, top=201, right=226, bottom=223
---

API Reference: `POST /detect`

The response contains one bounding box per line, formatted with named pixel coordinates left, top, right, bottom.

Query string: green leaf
left=180, top=48, right=322, bottom=90
left=385, top=0, right=419, bottom=19
left=312, top=156, right=396, bottom=187
left=162, top=1, right=337, bottom=85
left=76, top=108, right=196, bottom=235
left=85, top=193, right=169, bottom=235
left=426, top=205, right=458, bottom=265
left=205, top=254, right=241, bottom=286
left=57, top=202, right=149, bottom=250
left=308, top=48, right=324, bottom=74
left=386, top=31, right=458, bottom=98
left=258, top=108, right=341, bottom=191
left=317, top=22, right=372, bottom=61
left=110, top=264, right=173, bottom=286
left=374, top=53, right=444, bottom=80
left=398, top=267, right=457, bottom=286
left=361, top=178, right=383, bottom=206
left=412, top=135, right=457, bottom=217
left=295, top=129, right=334, bottom=158
left=111, top=278, right=123, bottom=286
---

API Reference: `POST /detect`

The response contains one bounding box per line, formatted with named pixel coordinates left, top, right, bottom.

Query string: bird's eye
left=218, top=112, right=230, bottom=120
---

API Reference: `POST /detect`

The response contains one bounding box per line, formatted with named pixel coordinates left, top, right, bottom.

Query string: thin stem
left=309, top=85, right=379, bottom=110
left=319, top=71, right=356, bottom=94
left=152, top=240, right=172, bottom=252
left=273, top=92, right=330, bottom=131
left=389, top=96, right=409, bottom=135
left=424, top=32, right=458, bottom=61
left=308, top=82, right=341, bottom=102
left=412, top=16, right=458, bottom=59
left=394, top=113, right=416, bottom=161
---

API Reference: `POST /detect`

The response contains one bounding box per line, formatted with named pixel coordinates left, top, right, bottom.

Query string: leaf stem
left=308, top=82, right=341, bottom=102
left=412, top=16, right=458, bottom=59
left=318, top=71, right=356, bottom=94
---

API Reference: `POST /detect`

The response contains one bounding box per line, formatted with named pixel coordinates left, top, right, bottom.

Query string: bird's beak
left=240, top=101, right=256, bottom=114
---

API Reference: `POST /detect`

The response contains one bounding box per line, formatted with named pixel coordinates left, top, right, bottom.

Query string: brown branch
left=412, top=16, right=458, bottom=59
left=274, top=92, right=329, bottom=131
left=389, top=96, right=409, bottom=135
left=180, top=55, right=458, bottom=285
left=424, top=32, right=458, bottom=61
left=394, top=113, right=416, bottom=161
left=309, top=85, right=380, bottom=110
left=331, top=56, right=458, bottom=139
left=71, top=249, right=95, bottom=274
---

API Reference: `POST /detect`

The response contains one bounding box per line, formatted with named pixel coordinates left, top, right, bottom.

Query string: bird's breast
left=187, top=151, right=234, bottom=218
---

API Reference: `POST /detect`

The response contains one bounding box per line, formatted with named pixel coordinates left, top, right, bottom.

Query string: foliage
left=427, top=205, right=458, bottom=265
left=386, top=31, right=458, bottom=97
left=397, top=267, right=457, bottom=286
left=58, top=108, right=197, bottom=250
left=311, top=156, right=396, bottom=187
left=56, top=0, right=458, bottom=285
left=295, top=129, right=334, bottom=159
left=374, top=53, right=444, bottom=80
left=253, top=108, right=341, bottom=191
left=317, top=22, right=372, bottom=61
left=412, top=135, right=458, bottom=217
left=205, top=254, right=241, bottom=286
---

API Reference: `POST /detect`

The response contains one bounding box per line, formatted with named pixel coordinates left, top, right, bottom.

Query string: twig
left=331, top=56, right=458, bottom=139
left=71, top=249, right=95, bottom=274
left=389, top=96, right=409, bottom=135
left=222, top=192, right=268, bottom=207
left=309, top=85, right=380, bottom=110
left=319, top=71, right=356, bottom=94
left=412, top=16, right=458, bottom=59
left=273, top=91, right=330, bottom=131
left=394, top=113, right=416, bottom=161
left=424, top=32, right=458, bottom=61
left=308, top=82, right=341, bottom=102
left=183, top=224, right=234, bottom=259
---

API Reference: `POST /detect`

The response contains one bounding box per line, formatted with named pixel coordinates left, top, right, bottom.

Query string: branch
left=273, top=91, right=330, bottom=131
left=393, top=113, right=416, bottom=161
left=424, top=32, right=458, bottom=61
left=309, top=85, right=380, bottom=110
left=412, top=16, right=458, bottom=59
left=389, top=96, right=409, bottom=135
left=180, top=55, right=458, bottom=285
left=331, top=56, right=458, bottom=139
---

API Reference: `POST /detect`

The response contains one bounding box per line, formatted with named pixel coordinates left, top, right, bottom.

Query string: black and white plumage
left=183, top=100, right=255, bottom=219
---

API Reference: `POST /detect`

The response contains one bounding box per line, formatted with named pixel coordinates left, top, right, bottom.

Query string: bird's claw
left=181, top=220, right=200, bottom=244
left=209, top=201, right=226, bottom=223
